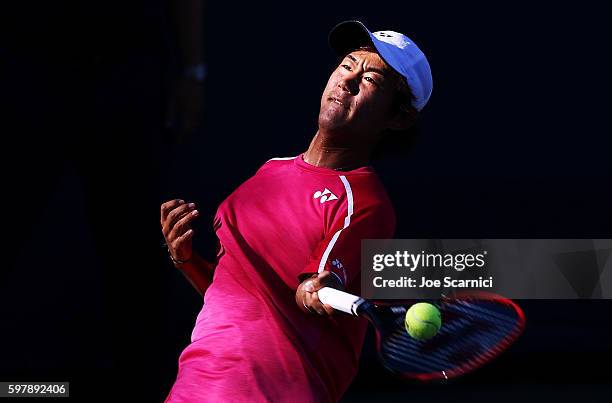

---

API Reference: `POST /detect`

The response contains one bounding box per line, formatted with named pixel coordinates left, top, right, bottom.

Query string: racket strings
left=378, top=299, right=523, bottom=379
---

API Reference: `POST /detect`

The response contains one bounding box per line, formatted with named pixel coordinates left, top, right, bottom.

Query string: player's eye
left=364, top=76, right=378, bottom=86
left=342, top=64, right=352, bottom=71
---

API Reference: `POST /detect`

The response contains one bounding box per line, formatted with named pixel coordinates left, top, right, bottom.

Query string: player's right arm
left=161, top=199, right=215, bottom=296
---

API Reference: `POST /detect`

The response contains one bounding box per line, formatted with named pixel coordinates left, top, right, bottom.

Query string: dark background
left=1, top=0, right=611, bottom=401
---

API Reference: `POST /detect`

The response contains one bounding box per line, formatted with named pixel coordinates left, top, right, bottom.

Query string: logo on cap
left=373, top=31, right=411, bottom=49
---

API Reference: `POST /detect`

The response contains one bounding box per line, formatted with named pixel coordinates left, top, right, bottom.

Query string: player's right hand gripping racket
left=318, top=288, right=525, bottom=381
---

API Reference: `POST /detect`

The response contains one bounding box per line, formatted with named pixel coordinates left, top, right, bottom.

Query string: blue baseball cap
left=329, top=20, right=433, bottom=111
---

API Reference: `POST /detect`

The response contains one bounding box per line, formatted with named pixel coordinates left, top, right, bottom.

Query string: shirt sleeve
left=297, top=201, right=396, bottom=293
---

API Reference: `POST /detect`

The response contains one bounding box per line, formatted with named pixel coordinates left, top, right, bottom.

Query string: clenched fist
left=160, top=199, right=200, bottom=264
left=296, top=271, right=344, bottom=316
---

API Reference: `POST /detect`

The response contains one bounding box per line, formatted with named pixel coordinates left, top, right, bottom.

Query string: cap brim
left=328, top=20, right=374, bottom=56
left=328, top=20, right=400, bottom=83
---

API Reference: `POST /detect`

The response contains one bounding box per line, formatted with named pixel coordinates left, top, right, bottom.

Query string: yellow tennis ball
left=405, top=302, right=442, bottom=340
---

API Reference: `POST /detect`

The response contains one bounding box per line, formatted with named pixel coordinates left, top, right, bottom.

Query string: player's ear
left=387, top=106, right=418, bottom=131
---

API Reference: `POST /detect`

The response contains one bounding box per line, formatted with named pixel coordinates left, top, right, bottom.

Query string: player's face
left=318, top=50, right=398, bottom=142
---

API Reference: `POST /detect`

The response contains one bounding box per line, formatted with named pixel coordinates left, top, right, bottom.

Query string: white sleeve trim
left=317, top=175, right=354, bottom=279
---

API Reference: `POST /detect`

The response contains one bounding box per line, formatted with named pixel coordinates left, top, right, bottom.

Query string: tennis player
left=162, top=20, right=432, bottom=402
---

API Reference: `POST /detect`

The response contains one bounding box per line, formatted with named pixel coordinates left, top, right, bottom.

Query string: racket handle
left=318, top=287, right=364, bottom=315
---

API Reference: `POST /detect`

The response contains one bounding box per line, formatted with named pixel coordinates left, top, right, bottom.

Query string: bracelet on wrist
left=162, top=242, right=192, bottom=265
left=170, top=253, right=191, bottom=265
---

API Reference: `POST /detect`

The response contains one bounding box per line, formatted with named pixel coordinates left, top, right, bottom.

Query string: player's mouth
left=329, top=97, right=349, bottom=110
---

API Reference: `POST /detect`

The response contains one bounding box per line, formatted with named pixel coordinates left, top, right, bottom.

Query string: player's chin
left=317, top=111, right=353, bottom=133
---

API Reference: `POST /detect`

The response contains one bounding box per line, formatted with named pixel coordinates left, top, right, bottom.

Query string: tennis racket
left=318, top=288, right=525, bottom=381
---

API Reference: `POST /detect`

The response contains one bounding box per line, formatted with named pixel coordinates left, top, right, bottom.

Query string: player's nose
left=337, top=73, right=359, bottom=95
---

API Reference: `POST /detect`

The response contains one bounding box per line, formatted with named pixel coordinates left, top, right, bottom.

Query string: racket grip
left=318, top=287, right=363, bottom=315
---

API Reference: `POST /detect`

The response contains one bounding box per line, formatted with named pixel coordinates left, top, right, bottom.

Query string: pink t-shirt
left=165, top=154, right=396, bottom=403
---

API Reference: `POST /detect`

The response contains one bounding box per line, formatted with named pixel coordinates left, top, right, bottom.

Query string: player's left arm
left=296, top=202, right=396, bottom=316
left=296, top=271, right=343, bottom=315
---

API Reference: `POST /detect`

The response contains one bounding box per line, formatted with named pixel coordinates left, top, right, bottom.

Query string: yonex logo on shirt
left=331, top=258, right=348, bottom=285
left=313, top=188, right=339, bottom=204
